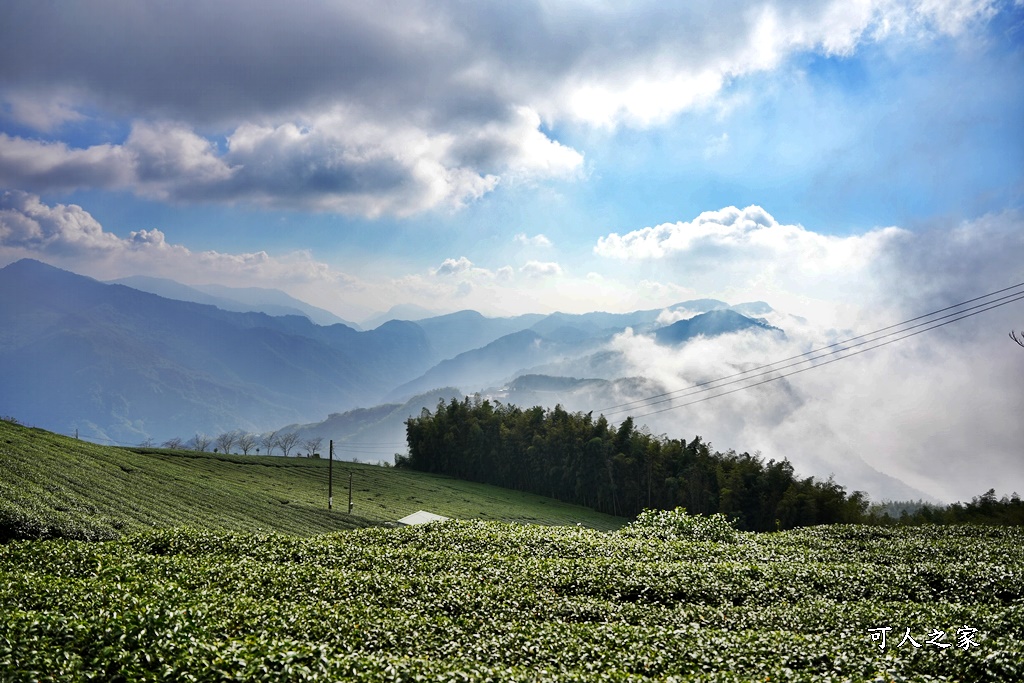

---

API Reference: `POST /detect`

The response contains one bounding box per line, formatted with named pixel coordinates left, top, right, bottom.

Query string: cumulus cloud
left=0, top=0, right=999, bottom=215
left=595, top=205, right=903, bottom=264
left=594, top=205, right=907, bottom=324
left=0, top=190, right=354, bottom=289
left=514, top=232, right=553, bottom=248
left=594, top=209, right=1024, bottom=503
left=432, top=256, right=475, bottom=277
left=520, top=260, right=564, bottom=278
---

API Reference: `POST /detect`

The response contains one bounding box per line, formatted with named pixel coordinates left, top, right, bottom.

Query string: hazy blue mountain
left=276, top=387, right=465, bottom=463
left=488, top=374, right=668, bottom=416
left=522, top=300, right=737, bottom=343
left=667, top=298, right=732, bottom=313
left=110, top=275, right=357, bottom=328
left=195, top=283, right=357, bottom=327
left=654, top=309, right=784, bottom=345
left=414, top=309, right=544, bottom=361
left=385, top=329, right=594, bottom=401
left=361, top=303, right=440, bottom=329
left=1, top=259, right=803, bottom=452
left=0, top=259, right=431, bottom=444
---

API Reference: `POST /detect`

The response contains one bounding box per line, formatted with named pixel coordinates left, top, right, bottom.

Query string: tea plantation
left=0, top=420, right=623, bottom=540
left=2, top=422, right=1022, bottom=680
left=2, top=519, right=1022, bottom=681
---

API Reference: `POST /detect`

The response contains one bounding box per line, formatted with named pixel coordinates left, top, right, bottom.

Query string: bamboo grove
left=402, top=397, right=870, bottom=530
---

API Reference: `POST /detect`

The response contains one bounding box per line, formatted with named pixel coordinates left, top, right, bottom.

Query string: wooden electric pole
left=348, top=472, right=353, bottom=514
left=328, top=439, right=333, bottom=511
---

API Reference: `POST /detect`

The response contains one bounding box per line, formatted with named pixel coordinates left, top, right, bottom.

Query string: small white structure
left=397, top=510, right=450, bottom=526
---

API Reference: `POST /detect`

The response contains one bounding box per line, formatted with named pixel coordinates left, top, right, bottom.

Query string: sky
left=1, top=0, right=1023, bottom=501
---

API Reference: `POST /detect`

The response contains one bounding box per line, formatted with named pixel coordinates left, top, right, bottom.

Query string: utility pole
left=348, top=472, right=353, bottom=514
left=328, top=439, right=333, bottom=511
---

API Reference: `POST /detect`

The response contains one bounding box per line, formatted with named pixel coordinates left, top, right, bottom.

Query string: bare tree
left=303, top=436, right=324, bottom=458
left=162, top=436, right=184, bottom=449
left=191, top=433, right=212, bottom=452
left=260, top=430, right=278, bottom=456
left=237, top=433, right=257, bottom=455
left=276, top=431, right=301, bottom=457
left=215, top=432, right=237, bottom=455
left=1011, top=331, right=1024, bottom=348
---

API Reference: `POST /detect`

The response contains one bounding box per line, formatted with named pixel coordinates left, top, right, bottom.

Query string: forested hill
left=403, top=398, right=1024, bottom=530
left=402, top=397, right=870, bottom=530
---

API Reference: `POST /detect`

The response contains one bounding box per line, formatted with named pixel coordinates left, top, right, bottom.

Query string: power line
left=599, top=281, right=1024, bottom=416
left=600, top=284, right=1024, bottom=421
left=627, top=291, right=1024, bottom=420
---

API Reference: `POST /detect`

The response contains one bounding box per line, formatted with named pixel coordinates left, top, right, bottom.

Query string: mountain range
left=0, top=259, right=790, bottom=446
left=0, top=258, right=929, bottom=501
left=109, top=275, right=359, bottom=328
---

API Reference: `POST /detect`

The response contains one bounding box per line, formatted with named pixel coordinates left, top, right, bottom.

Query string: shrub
left=618, top=507, right=740, bottom=543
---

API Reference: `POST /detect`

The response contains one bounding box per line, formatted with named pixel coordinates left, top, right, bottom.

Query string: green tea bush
left=2, top=523, right=1021, bottom=681
left=617, top=507, right=740, bottom=543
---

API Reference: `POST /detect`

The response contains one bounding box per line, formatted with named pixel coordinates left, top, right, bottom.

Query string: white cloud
left=0, top=0, right=1000, bottom=215
left=433, top=256, right=475, bottom=276
left=595, top=205, right=903, bottom=264
left=594, top=205, right=907, bottom=323
left=520, top=260, right=563, bottom=278
left=596, top=209, right=1024, bottom=502
left=514, top=232, right=553, bottom=247
left=0, top=191, right=354, bottom=290
left=4, top=90, right=85, bottom=131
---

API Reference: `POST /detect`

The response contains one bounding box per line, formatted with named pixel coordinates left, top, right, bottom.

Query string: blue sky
left=1, top=0, right=1021, bottom=323
left=1, top=0, right=1023, bottom=500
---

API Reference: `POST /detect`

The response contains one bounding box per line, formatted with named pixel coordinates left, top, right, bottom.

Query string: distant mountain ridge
left=110, top=275, right=358, bottom=328
left=654, top=309, right=784, bottom=345
left=0, top=259, right=431, bottom=444
left=1, top=258, right=790, bottom=448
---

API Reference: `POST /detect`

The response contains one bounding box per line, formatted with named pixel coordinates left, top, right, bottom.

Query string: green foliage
left=869, top=490, right=1024, bottom=526
left=405, top=398, right=872, bottom=529
left=405, top=398, right=1022, bottom=531
left=1, top=523, right=1022, bottom=681
left=618, top=507, right=740, bottom=543
left=0, top=420, right=623, bottom=542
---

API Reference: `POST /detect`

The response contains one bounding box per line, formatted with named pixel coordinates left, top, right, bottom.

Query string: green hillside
left=0, top=420, right=624, bottom=541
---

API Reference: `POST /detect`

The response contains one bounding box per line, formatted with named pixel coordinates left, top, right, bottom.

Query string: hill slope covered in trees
left=403, top=398, right=1024, bottom=529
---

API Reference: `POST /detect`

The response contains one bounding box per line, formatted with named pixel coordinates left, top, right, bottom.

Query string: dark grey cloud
left=0, top=0, right=1000, bottom=215
left=0, top=1, right=460, bottom=125
left=874, top=211, right=1024, bottom=316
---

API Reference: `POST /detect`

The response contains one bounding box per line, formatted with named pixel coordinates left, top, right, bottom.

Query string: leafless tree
left=303, top=436, right=324, bottom=458
left=191, top=433, right=212, bottom=452
left=276, top=431, right=301, bottom=457
left=260, top=430, right=278, bottom=456
left=215, top=432, right=237, bottom=455
left=1011, top=330, right=1024, bottom=348
left=237, top=433, right=257, bottom=455
left=162, top=436, right=183, bottom=449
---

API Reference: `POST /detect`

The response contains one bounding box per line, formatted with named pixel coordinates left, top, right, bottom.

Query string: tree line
left=402, top=397, right=1022, bottom=529
left=156, top=430, right=323, bottom=458
left=401, top=397, right=869, bottom=530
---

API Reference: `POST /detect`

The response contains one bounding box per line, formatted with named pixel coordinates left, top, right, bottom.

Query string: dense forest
left=402, top=397, right=1023, bottom=529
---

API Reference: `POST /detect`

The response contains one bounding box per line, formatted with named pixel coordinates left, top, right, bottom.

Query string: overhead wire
left=599, top=281, right=1024, bottom=415
left=597, top=283, right=1024, bottom=420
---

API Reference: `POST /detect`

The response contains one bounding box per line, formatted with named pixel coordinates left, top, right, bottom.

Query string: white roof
left=397, top=510, right=450, bottom=526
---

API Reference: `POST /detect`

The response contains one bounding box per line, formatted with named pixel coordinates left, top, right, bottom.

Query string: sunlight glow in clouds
left=0, top=190, right=352, bottom=291
left=0, top=0, right=1004, bottom=217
